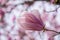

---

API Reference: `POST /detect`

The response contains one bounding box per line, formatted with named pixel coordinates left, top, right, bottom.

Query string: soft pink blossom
left=17, top=10, right=45, bottom=31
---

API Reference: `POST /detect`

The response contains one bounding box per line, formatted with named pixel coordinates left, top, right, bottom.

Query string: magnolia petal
left=31, top=10, right=41, bottom=20
left=20, top=23, right=43, bottom=31
left=46, top=31, right=57, bottom=40
left=25, top=13, right=44, bottom=25
left=48, top=37, right=54, bottom=40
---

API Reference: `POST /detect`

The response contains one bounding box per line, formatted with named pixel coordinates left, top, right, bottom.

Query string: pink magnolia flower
left=17, top=10, right=45, bottom=31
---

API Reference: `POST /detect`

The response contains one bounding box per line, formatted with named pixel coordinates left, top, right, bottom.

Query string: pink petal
left=46, top=31, right=57, bottom=40
left=48, top=37, right=54, bottom=40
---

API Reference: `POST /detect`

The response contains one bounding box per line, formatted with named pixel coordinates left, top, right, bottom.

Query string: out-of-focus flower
left=50, top=0, right=55, bottom=3
left=0, top=0, right=8, bottom=5
left=45, top=31, right=55, bottom=40
left=0, top=9, right=5, bottom=22
left=17, top=10, right=45, bottom=31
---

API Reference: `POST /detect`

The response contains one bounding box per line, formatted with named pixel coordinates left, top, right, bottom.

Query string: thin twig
left=44, top=28, right=60, bottom=34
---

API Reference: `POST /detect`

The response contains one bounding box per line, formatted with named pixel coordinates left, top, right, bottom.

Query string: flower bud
left=17, top=10, right=45, bottom=31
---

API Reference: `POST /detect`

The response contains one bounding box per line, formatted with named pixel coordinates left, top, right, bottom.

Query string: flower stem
left=44, top=28, right=60, bottom=34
